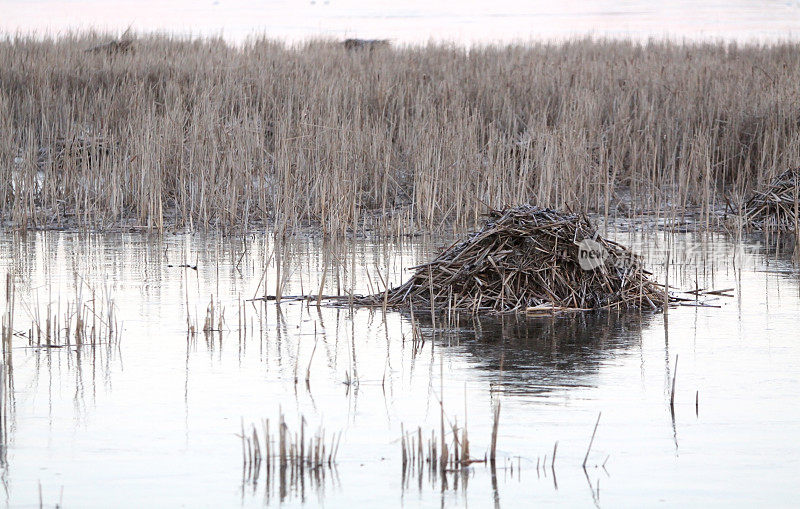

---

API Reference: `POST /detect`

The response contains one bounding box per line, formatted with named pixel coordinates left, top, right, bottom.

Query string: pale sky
left=2, top=0, right=800, bottom=44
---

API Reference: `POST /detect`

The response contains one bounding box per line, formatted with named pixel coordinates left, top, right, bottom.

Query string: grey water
left=0, top=228, right=798, bottom=507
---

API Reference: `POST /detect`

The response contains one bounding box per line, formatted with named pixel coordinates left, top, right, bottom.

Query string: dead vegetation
left=357, top=206, right=665, bottom=314
left=742, top=167, right=800, bottom=231
left=3, top=34, right=800, bottom=233
left=84, top=28, right=135, bottom=54
left=85, top=38, right=134, bottom=54
left=39, top=131, right=111, bottom=174
left=343, top=38, right=389, bottom=51
left=2, top=272, right=120, bottom=349
left=239, top=411, right=341, bottom=502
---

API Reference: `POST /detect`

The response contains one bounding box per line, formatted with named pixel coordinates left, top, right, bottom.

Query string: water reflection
left=410, top=311, right=655, bottom=396
left=0, top=230, right=797, bottom=507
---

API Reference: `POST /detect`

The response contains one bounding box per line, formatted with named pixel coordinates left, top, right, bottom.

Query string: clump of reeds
left=742, top=167, right=800, bottom=232
left=400, top=398, right=501, bottom=490
left=3, top=35, right=800, bottom=233
left=4, top=273, right=120, bottom=349
left=33, top=278, right=119, bottom=348
left=358, top=205, right=665, bottom=314
left=239, top=411, right=342, bottom=495
left=400, top=421, right=473, bottom=480
left=187, top=295, right=264, bottom=356
left=186, top=293, right=224, bottom=347
left=202, top=295, right=225, bottom=333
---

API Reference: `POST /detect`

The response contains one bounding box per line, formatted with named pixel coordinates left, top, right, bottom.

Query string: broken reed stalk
left=439, top=355, right=447, bottom=473
left=583, top=412, right=602, bottom=468
left=695, top=390, right=699, bottom=417
left=670, top=355, right=679, bottom=414
left=401, top=423, right=407, bottom=471
left=490, top=401, right=501, bottom=464
left=462, top=387, right=470, bottom=464
left=356, top=206, right=666, bottom=314
left=551, top=441, right=558, bottom=469
left=305, top=334, right=318, bottom=386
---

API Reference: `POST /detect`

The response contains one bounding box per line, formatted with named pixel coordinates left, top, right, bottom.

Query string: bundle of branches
left=743, top=167, right=800, bottom=231
left=358, top=206, right=665, bottom=314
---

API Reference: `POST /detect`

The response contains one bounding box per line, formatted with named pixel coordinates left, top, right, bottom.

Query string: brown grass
left=2, top=32, right=800, bottom=234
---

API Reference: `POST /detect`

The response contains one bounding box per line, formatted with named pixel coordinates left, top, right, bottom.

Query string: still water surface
left=0, top=228, right=798, bottom=507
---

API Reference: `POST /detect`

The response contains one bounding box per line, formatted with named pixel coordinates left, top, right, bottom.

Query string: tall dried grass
left=2, top=33, right=800, bottom=234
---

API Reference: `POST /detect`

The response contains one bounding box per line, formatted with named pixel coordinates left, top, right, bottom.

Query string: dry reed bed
left=3, top=33, right=800, bottom=233
left=357, top=206, right=664, bottom=313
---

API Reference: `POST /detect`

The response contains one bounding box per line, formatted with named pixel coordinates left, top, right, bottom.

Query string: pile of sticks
left=358, top=205, right=665, bottom=314
left=743, top=167, right=800, bottom=231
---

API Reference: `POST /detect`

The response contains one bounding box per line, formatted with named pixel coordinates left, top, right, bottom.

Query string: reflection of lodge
left=406, top=311, right=653, bottom=394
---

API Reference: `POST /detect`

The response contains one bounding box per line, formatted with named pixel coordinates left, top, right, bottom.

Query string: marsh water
left=0, top=225, right=798, bottom=507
